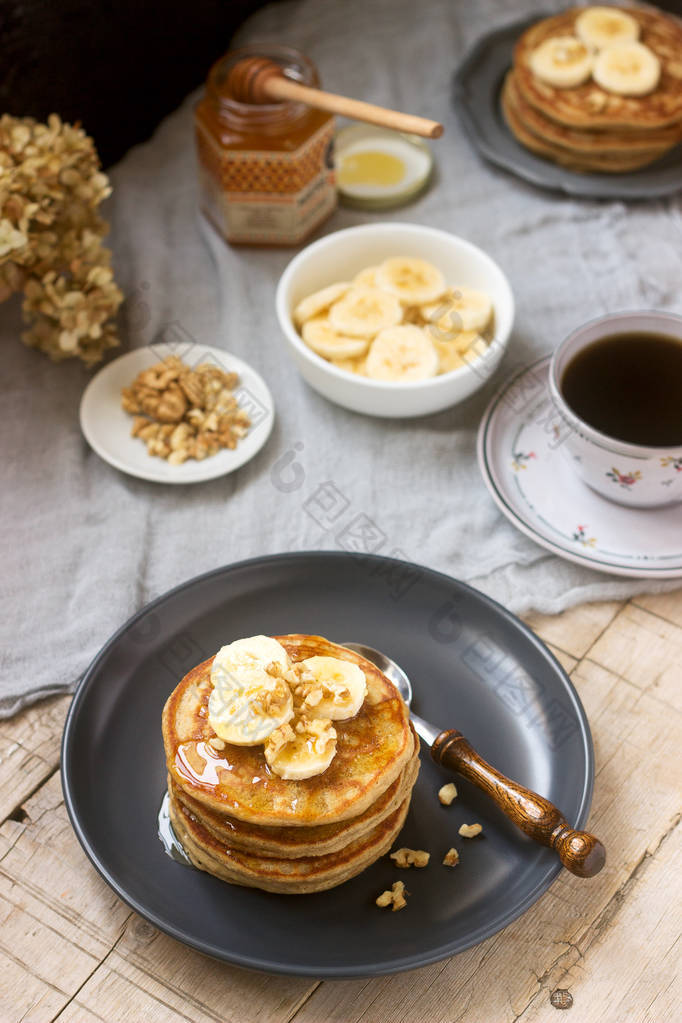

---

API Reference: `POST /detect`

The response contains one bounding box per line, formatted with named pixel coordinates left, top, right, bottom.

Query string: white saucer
left=80, top=342, right=274, bottom=484
left=477, top=356, right=682, bottom=579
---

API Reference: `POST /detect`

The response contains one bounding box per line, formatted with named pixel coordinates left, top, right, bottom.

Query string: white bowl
left=275, top=223, right=514, bottom=418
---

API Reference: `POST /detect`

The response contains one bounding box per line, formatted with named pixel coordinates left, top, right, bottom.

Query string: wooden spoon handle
left=263, top=75, right=443, bottom=139
left=431, top=729, right=605, bottom=878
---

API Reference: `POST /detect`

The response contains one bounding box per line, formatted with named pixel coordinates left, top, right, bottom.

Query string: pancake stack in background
left=502, top=5, right=682, bottom=172
left=162, top=634, right=418, bottom=893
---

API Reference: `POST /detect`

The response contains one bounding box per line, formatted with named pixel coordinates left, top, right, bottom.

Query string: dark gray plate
left=61, top=551, right=594, bottom=978
left=453, top=15, right=682, bottom=201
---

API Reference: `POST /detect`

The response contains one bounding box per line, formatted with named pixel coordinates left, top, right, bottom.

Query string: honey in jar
left=195, top=44, right=336, bottom=245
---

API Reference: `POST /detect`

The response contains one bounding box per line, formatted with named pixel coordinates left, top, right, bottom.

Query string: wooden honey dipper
left=226, top=56, right=443, bottom=139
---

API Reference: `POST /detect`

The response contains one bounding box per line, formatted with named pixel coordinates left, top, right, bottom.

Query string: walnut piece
left=209, top=737, right=226, bottom=751
left=438, top=782, right=458, bottom=806
left=458, top=823, right=482, bottom=839
left=376, top=880, right=408, bottom=911
left=121, top=355, right=251, bottom=464
left=390, top=847, right=430, bottom=869
left=442, top=847, right=460, bottom=867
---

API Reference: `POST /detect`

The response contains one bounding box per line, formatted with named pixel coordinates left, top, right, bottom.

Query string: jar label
left=197, top=120, right=336, bottom=244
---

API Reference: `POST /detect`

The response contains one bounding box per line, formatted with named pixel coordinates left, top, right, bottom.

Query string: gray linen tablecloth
left=2, top=0, right=681, bottom=717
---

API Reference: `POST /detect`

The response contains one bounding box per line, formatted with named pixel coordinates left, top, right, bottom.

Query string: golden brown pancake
left=163, top=634, right=413, bottom=828
left=169, top=736, right=420, bottom=858
left=502, top=72, right=673, bottom=172
left=169, top=786, right=413, bottom=894
left=513, top=7, right=682, bottom=131
left=504, top=69, right=682, bottom=154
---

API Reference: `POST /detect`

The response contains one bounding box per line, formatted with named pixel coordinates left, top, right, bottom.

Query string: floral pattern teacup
left=549, top=311, right=682, bottom=509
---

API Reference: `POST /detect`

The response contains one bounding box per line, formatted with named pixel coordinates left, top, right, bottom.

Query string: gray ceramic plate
left=453, top=15, right=682, bottom=201
left=61, top=552, right=594, bottom=978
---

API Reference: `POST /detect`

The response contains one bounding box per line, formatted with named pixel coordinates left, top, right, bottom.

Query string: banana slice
left=433, top=331, right=482, bottom=374
left=293, top=282, right=351, bottom=328
left=264, top=716, right=337, bottom=780
left=422, top=287, right=493, bottom=333
left=375, top=257, right=446, bottom=306
left=575, top=7, right=639, bottom=50
left=331, top=355, right=367, bottom=375
left=208, top=636, right=293, bottom=746
left=301, top=317, right=370, bottom=359
left=353, top=265, right=380, bottom=288
left=529, top=36, right=594, bottom=88
left=296, top=656, right=367, bottom=720
left=365, top=325, right=439, bottom=382
left=593, top=41, right=660, bottom=96
left=328, top=285, right=403, bottom=338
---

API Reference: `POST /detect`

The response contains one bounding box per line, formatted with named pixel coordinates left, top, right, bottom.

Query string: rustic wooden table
left=1, top=590, right=680, bottom=1023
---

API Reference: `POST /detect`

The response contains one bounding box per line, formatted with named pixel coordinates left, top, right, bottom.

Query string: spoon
left=343, top=642, right=605, bottom=878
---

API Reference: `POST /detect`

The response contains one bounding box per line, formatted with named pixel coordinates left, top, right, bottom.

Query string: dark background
left=1, top=0, right=681, bottom=168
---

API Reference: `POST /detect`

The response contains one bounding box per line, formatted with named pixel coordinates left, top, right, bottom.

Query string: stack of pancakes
left=162, top=635, right=419, bottom=893
left=502, top=6, right=682, bottom=173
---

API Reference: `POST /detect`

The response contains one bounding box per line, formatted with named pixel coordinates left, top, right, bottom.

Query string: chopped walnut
left=208, top=737, right=226, bottom=751
left=438, top=783, right=458, bottom=806
left=376, top=880, right=408, bottom=911
left=459, top=823, right=482, bottom=839
left=442, top=847, right=460, bottom=867
left=266, top=722, right=296, bottom=757
left=121, top=355, right=251, bottom=464
left=250, top=679, right=291, bottom=717
left=390, top=847, right=430, bottom=869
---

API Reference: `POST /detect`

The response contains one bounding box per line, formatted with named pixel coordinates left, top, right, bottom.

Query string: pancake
left=504, top=69, right=682, bottom=154
left=163, top=634, right=413, bottom=828
left=514, top=7, right=682, bottom=131
left=169, top=733, right=420, bottom=858
left=169, top=786, right=413, bottom=894
left=502, top=72, right=673, bottom=172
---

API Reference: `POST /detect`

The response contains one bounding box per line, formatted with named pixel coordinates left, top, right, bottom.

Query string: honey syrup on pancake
left=157, top=790, right=194, bottom=867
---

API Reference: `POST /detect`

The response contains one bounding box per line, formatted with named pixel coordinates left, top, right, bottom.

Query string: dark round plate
left=61, top=551, right=594, bottom=978
left=453, top=15, right=682, bottom=201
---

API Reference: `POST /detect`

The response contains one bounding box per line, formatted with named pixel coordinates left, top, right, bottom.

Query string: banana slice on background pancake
left=575, top=6, right=640, bottom=50
left=529, top=36, right=594, bottom=88
left=593, top=41, right=661, bottom=96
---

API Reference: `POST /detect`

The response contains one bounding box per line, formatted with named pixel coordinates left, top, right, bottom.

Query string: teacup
left=549, top=311, right=682, bottom=509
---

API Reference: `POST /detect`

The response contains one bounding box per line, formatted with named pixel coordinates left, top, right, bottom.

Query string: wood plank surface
left=0, top=591, right=680, bottom=1023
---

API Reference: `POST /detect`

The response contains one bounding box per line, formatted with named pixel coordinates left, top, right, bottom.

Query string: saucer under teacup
left=477, top=356, right=682, bottom=579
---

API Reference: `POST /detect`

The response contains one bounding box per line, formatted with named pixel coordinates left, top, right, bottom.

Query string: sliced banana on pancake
left=365, top=325, right=439, bottom=382
left=297, top=656, right=367, bottom=720
left=529, top=36, right=594, bottom=88
left=328, top=285, right=403, bottom=338
left=208, top=636, right=293, bottom=745
left=575, top=7, right=640, bottom=51
left=301, top=317, right=370, bottom=359
left=375, top=257, right=446, bottom=306
left=593, top=41, right=660, bottom=96
left=264, top=717, right=338, bottom=780
left=293, top=282, right=351, bottom=327
left=422, top=286, right=493, bottom=333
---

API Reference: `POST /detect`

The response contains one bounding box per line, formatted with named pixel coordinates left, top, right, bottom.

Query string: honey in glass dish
left=195, top=44, right=336, bottom=245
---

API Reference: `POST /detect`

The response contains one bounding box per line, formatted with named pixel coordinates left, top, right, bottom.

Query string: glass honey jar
left=195, top=44, right=336, bottom=246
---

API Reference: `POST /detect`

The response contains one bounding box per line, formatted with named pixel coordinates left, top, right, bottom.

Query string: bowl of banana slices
left=276, top=222, right=514, bottom=417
